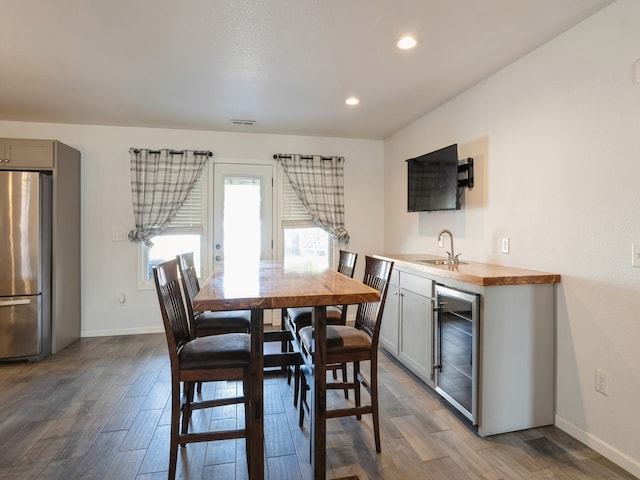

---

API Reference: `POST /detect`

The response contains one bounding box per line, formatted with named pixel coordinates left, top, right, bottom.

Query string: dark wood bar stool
left=298, top=255, right=394, bottom=453
left=153, top=258, right=252, bottom=480
left=178, top=252, right=252, bottom=393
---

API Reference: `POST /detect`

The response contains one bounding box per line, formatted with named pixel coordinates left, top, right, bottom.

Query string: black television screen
left=407, top=144, right=459, bottom=212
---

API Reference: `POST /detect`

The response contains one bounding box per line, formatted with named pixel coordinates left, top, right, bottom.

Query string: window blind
left=281, top=173, right=314, bottom=228
left=163, top=173, right=204, bottom=235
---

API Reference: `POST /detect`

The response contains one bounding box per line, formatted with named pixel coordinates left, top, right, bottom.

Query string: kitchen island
left=375, top=253, right=560, bottom=437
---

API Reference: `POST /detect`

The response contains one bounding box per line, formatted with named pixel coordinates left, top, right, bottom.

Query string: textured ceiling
left=0, top=0, right=614, bottom=139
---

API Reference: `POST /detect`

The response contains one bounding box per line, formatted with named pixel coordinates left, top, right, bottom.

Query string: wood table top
left=193, top=260, right=381, bottom=311
left=375, top=253, right=561, bottom=287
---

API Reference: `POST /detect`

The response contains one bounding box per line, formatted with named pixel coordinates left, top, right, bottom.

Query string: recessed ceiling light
left=345, top=96, right=360, bottom=106
left=397, top=35, right=418, bottom=50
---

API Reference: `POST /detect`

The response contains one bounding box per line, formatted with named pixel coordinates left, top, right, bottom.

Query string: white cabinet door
left=399, top=288, right=434, bottom=387
left=379, top=283, right=400, bottom=355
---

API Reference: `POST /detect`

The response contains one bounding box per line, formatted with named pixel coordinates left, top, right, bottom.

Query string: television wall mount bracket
left=457, top=158, right=474, bottom=190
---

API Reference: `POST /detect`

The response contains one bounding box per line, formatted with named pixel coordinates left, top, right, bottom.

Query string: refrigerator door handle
left=0, top=299, right=31, bottom=307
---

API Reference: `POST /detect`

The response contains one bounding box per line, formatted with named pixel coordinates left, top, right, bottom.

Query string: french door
left=212, top=162, right=273, bottom=271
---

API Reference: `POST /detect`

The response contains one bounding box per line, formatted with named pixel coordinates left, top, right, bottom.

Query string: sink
left=417, top=259, right=450, bottom=265
left=417, top=259, right=468, bottom=266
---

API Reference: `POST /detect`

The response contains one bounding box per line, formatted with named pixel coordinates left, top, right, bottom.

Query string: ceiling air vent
left=231, top=119, right=256, bottom=126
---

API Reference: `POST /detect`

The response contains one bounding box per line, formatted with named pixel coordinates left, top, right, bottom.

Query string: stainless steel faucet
left=437, top=229, right=460, bottom=264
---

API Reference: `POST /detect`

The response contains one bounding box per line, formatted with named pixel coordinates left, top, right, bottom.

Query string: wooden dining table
left=193, top=260, right=381, bottom=480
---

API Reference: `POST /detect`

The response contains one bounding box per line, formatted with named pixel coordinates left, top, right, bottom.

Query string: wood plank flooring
left=0, top=333, right=636, bottom=480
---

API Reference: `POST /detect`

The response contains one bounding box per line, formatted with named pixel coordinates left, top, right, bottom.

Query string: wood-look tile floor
left=0, top=333, right=636, bottom=480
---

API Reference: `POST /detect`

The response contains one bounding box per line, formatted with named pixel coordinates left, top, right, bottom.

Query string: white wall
left=383, top=0, right=640, bottom=476
left=0, top=121, right=384, bottom=336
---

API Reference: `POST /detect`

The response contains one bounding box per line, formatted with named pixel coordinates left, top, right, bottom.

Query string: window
left=281, top=172, right=334, bottom=271
left=140, top=167, right=208, bottom=287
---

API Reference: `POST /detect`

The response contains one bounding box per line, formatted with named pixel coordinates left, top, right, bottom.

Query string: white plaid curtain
left=279, top=154, right=349, bottom=243
left=128, top=148, right=208, bottom=246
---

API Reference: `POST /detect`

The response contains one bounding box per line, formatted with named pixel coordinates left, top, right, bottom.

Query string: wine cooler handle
left=432, top=303, right=442, bottom=380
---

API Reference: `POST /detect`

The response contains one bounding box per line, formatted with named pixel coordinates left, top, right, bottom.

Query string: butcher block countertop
left=375, top=253, right=561, bottom=287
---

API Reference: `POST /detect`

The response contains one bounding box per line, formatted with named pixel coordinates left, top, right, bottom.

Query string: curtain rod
left=273, top=154, right=341, bottom=161
left=131, top=148, right=213, bottom=157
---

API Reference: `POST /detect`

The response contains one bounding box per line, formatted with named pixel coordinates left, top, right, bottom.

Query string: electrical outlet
left=595, top=368, right=609, bottom=396
left=438, top=237, right=444, bottom=248
left=501, top=237, right=510, bottom=254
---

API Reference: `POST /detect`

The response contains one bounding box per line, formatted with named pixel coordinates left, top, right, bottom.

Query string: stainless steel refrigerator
left=0, top=171, right=52, bottom=362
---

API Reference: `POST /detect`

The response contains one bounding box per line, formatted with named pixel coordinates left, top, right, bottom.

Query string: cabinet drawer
left=399, top=271, right=433, bottom=296
left=389, top=269, right=400, bottom=286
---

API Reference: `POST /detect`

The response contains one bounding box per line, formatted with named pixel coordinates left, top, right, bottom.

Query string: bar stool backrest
left=354, top=256, right=394, bottom=343
left=153, top=258, right=192, bottom=365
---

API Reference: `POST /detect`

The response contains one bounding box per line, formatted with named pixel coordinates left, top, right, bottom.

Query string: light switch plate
left=501, top=237, right=510, bottom=254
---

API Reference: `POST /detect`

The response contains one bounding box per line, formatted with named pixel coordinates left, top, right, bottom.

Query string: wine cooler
left=433, top=284, right=480, bottom=424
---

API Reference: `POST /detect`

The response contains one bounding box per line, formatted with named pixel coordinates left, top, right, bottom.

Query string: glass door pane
left=434, top=285, right=479, bottom=423
left=440, top=305, right=473, bottom=413
left=222, top=177, right=262, bottom=267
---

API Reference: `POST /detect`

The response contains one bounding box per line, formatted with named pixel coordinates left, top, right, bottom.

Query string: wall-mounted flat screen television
left=407, top=144, right=460, bottom=212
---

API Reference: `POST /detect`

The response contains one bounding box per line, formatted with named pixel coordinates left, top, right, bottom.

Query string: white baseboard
left=555, top=415, right=640, bottom=478
left=81, top=326, right=164, bottom=337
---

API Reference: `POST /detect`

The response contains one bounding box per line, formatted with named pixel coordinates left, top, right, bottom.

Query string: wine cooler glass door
left=434, top=285, right=479, bottom=424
